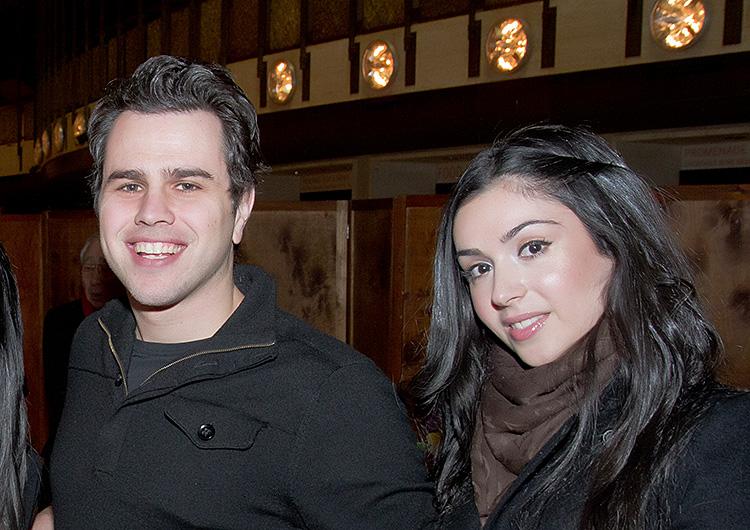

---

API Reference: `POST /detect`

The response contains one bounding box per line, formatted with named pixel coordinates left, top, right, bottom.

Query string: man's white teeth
left=134, top=242, right=182, bottom=255
left=510, top=315, right=543, bottom=330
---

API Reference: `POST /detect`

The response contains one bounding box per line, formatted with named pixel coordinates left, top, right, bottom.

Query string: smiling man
left=48, top=55, right=437, bottom=529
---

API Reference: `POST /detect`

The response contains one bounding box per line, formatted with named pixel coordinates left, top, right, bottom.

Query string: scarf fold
left=471, top=324, right=617, bottom=522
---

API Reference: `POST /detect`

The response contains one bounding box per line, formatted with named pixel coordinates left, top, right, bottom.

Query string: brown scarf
left=471, top=325, right=617, bottom=522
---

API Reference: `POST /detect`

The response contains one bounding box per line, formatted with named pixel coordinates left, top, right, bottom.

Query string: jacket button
left=114, top=375, right=123, bottom=387
left=198, top=423, right=215, bottom=441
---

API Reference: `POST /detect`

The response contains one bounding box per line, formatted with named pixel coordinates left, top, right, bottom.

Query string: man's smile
left=131, top=241, right=186, bottom=259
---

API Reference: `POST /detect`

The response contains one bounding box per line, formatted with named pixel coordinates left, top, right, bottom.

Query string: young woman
left=414, top=124, right=750, bottom=529
left=1, top=243, right=40, bottom=529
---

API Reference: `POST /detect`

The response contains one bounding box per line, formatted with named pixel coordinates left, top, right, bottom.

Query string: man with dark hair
left=48, top=56, right=437, bottom=529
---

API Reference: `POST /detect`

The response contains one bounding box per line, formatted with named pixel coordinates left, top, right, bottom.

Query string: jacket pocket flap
left=165, top=396, right=265, bottom=450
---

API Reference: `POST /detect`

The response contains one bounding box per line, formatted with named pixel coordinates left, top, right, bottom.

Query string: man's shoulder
left=68, top=298, right=132, bottom=362
left=274, top=309, right=374, bottom=372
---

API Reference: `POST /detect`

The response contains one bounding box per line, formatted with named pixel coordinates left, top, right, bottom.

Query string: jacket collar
left=97, top=264, right=278, bottom=399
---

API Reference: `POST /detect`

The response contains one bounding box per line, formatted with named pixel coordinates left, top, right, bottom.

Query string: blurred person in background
left=42, top=234, right=122, bottom=452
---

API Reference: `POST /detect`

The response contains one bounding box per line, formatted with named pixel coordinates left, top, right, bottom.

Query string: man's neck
left=131, top=283, right=245, bottom=344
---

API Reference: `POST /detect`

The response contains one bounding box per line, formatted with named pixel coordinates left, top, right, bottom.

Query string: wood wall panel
left=666, top=197, right=750, bottom=387
left=125, top=25, right=147, bottom=76
left=400, top=200, right=443, bottom=385
left=226, top=0, right=259, bottom=62
left=147, top=19, right=163, bottom=58
left=417, top=0, right=470, bottom=20
left=349, top=202, right=393, bottom=377
left=309, top=0, right=349, bottom=44
left=269, top=0, right=300, bottom=52
left=238, top=202, right=347, bottom=341
left=362, top=0, right=403, bottom=31
left=170, top=7, right=190, bottom=58
left=200, top=0, right=223, bottom=62
left=0, top=214, right=47, bottom=450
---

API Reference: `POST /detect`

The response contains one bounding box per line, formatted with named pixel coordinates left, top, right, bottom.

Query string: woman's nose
left=490, top=270, right=526, bottom=308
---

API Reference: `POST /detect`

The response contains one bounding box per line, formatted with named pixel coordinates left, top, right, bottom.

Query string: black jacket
left=455, top=390, right=750, bottom=529
left=51, top=265, right=438, bottom=529
left=23, top=449, right=41, bottom=528
left=43, top=298, right=85, bottom=441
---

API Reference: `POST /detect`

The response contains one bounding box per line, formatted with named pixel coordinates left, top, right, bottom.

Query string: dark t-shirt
left=127, top=338, right=207, bottom=390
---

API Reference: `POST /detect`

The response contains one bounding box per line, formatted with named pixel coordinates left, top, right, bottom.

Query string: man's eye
left=176, top=182, right=199, bottom=192
left=119, top=183, right=142, bottom=193
left=519, top=240, right=551, bottom=258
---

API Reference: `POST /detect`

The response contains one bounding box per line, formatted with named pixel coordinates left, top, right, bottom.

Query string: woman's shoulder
left=669, top=388, right=750, bottom=528
left=692, top=388, right=750, bottom=439
left=683, top=388, right=750, bottom=464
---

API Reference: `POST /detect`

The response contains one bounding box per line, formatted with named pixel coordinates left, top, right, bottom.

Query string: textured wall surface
left=668, top=199, right=750, bottom=387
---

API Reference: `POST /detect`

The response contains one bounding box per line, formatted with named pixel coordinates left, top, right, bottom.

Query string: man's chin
left=128, top=294, right=179, bottom=313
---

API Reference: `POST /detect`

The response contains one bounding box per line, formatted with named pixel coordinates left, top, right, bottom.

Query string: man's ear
left=232, top=188, right=255, bottom=245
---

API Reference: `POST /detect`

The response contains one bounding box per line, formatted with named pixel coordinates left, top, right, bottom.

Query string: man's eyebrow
left=500, top=219, right=559, bottom=243
left=167, top=167, right=214, bottom=180
left=105, top=169, right=145, bottom=182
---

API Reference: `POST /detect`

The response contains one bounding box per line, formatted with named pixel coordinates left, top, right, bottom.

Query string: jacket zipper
left=98, top=318, right=276, bottom=395
left=99, top=318, right=130, bottom=396
left=139, top=341, right=275, bottom=387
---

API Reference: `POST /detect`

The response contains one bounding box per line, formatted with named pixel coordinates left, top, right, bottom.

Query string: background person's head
left=0, top=243, right=29, bottom=529
left=88, top=55, right=266, bottom=211
left=79, top=234, right=121, bottom=310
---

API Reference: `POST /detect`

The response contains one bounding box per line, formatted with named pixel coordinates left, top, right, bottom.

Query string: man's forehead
left=102, top=110, right=227, bottom=178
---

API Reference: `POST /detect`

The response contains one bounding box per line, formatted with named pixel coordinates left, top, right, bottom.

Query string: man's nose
left=134, top=188, right=175, bottom=226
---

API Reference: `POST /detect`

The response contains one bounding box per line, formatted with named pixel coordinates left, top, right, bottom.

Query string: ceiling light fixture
left=73, top=110, right=88, bottom=144
left=267, top=59, right=296, bottom=104
left=362, top=40, right=396, bottom=90
left=650, top=0, right=706, bottom=50
left=486, top=18, right=528, bottom=73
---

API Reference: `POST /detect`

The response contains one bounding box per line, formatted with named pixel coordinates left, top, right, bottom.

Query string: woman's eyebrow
left=500, top=219, right=559, bottom=243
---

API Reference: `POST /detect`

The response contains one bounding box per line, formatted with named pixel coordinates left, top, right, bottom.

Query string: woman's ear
left=232, top=189, right=255, bottom=245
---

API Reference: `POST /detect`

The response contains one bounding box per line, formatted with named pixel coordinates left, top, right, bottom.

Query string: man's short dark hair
left=88, top=55, right=266, bottom=210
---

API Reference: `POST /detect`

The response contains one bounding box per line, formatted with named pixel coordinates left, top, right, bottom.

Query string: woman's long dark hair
left=412, top=124, right=722, bottom=528
left=0, top=243, right=29, bottom=530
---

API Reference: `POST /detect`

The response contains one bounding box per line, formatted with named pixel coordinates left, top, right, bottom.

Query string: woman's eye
left=464, top=262, right=492, bottom=279
left=519, top=240, right=550, bottom=258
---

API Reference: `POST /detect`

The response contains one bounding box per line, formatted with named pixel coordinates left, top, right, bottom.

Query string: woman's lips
left=506, top=313, right=548, bottom=341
